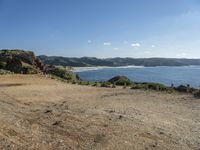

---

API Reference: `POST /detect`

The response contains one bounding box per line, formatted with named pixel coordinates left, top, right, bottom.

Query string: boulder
left=108, top=76, right=133, bottom=86
left=175, top=85, right=196, bottom=93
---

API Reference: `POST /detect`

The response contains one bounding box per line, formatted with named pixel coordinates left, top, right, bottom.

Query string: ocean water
left=74, top=66, right=200, bottom=88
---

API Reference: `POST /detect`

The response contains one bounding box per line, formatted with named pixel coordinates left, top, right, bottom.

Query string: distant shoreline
left=73, top=65, right=200, bottom=72
left=73, top=65, right=145, bottom=72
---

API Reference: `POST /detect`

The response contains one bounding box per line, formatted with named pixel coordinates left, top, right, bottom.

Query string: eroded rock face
left=6, top=57, right=23, bottom=73
left=0, top=49, right=44, bottom=74
left=0, top=49, right=80, bottom=81
left=44, top=65, right=80, bottom=81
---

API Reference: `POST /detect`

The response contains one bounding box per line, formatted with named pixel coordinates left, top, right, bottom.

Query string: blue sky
left=0, top=0, right=200, bottom=58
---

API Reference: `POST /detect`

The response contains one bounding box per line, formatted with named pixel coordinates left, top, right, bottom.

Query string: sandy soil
left=0, top=74, right=199, bottom=150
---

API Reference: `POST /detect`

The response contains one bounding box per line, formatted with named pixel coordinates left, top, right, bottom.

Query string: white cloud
left=104, top=42, right=111, bottom=46
left=88, top=40, right=92, bottom=44
left=131, top=43, right=141, bottom=47
left=151, top=45, right=155, bottom=48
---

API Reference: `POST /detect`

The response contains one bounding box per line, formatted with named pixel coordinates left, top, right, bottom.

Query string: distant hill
left=38, top=55, right=200, bottom=67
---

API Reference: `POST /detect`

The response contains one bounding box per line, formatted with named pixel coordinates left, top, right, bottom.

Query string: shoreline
left=73, top=65, right=200, bottom=72
left=73, top=65, right=200, bottom=89
left=73, top=65, right=145, bottom=72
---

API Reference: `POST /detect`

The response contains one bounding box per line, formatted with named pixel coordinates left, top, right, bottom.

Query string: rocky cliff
left=0, top=49, right=44, bottom=74
left=0, top=49, right=80, bottom=81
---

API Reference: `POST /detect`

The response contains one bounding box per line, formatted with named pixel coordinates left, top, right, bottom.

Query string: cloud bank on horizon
left=0, top=0, right=200, bottom=58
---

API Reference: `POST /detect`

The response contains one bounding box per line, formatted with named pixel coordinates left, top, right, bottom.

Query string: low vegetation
left=44, top=65, right=79, bottom=81
left=108, top=76, right=133, bottom=86
left=194, top=90, right=200, bottom=98
left=100, top=82, right=112, bottom=88
left=175, top=85, right=196, bottom=93
left=131, top=82, right=174, bottom=92
left=0, top=69, right=13, bottom=75
left=1, top=49, right=199, bottom=98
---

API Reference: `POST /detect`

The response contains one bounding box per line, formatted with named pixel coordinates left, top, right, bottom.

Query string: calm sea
left=74, top=66, right=200, bottom=88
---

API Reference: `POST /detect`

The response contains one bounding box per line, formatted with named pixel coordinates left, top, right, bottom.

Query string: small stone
left=152, top=144, right=156, bottom=148
left=108, top=110, right=115, bottom=113
left=44, top=110, right=52, bottom=113
left=52, top=121, right=61, bottom=126
left=159, top=131, right=164, bottom=135
left=119, top=115, right=123, bottom=119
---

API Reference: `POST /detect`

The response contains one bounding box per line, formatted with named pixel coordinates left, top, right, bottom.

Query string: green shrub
left=22, top=66, right=38, bottom=74
left=72, top=80, right=77, bottom=84
left=0, top=61, right=7, bottom=68
left=100, top=82, right=111, bottom=88
left=79, top=81, right=90, bottom=86
left=112, top=84, right=116, bottom=88
left=0, top=69, right=13, bottom=75
left=91, top=82, right=101, bottom=87
left=108, top=76, right=133, bottom=86
left=44, top=65, right=80, bottom=81
left=131, top=84, right=148, bottom=90
left=131, top=82, right=174, bottom=92
left=194, top=90, right=200, bottom=98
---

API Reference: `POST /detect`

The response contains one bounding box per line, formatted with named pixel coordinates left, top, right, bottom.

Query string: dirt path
left=0, top=75, right=199, bottom=150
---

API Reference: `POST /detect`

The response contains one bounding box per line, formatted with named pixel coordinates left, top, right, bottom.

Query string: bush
left=22, top=65, right=38, bottom=74
left=0, top=69, right=13, bottom=75
left=0, top=61, right=7, bottom=68
left=100, top=82, right=111, bottom=88
left=91, top=82, right=101, bottom=87
left=131, top=84, right=148, bottom=90
left=147, top=83, right=169, bottom=91
left=131, top=82, right=174, bottom=92
left=79, top=81, right=90, bottom=86
left=108, top=76, right=133, bottom=86
left=175, top=85, right=196, bottom=93
left=194, top=90, right=200, bottom=98
left=72, top=80, right=77, bottom=84
left=44, top=65, right=80, bottom=81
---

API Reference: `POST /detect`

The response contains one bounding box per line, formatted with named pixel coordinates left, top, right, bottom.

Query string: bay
left=74, top=66, right=200, bottom=88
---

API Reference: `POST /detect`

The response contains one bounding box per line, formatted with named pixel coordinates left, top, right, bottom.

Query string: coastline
left=73, top=65, right=145, bottom=72
left=73, top=65, right=200, bottom=72
left=73, top=65, right=200, bottom=88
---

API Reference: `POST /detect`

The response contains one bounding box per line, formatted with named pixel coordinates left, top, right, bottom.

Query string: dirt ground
left=0, top=74, right=199, bottom=150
